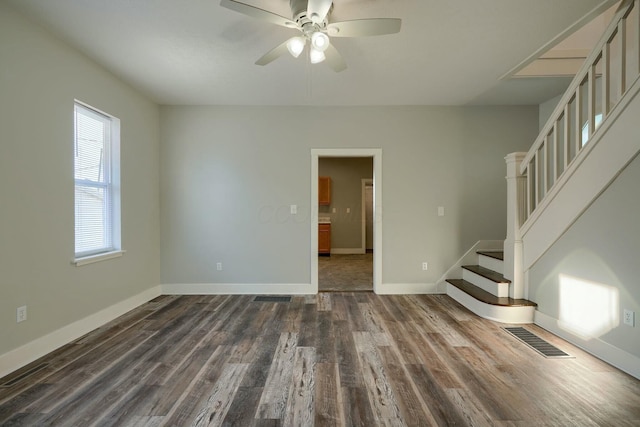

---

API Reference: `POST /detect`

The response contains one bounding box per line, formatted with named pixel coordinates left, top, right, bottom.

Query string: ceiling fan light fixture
left=311, top=31, right=330, bottom=52
left=220, top=0, right=402, bottom=72
left=286, top=37, right=306, bottom=58
left=309, top=48, right=326, bottom=64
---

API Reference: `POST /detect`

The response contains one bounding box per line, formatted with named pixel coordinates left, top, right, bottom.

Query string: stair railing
left=519, top=0, right=640, bottom=226
left=504, top=0, right=640, bottom=299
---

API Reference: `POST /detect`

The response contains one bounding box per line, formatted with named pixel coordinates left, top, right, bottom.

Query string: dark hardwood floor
left=1, top=293, right=639, bottom=426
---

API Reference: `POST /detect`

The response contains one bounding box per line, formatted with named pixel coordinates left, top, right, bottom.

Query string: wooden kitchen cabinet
left=319, top=223, right=331, bottom=255
left=319, top=176, right=331, bottom=205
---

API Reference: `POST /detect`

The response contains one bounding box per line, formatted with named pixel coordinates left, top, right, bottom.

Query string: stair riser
left=478, top=255, right=503, bottom=275
left=446, top=284, right=535, bottom=324
left=462, top=270, right=509, bottom=298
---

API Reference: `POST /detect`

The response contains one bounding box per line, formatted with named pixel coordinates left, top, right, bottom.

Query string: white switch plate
left=216, top=262, right=223, bottom=271
left=438, top=207, right=445, bottom=216
left=290, top=205, right=297, bottom=215
left=332, top=208, right=336, bottom=213
left=346, top=207, right=350, bottom=213
left=422, top=262, right=428, bottom=271
left=623, top=309, right=635, bottom=326
left=17, top=306, right=27, bottom=323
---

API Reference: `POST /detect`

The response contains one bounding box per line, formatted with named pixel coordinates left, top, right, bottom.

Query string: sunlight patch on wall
left=559, top=274, right=619, bottom=340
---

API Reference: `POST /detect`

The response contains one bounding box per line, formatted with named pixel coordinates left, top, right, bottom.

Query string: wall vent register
left=504, top=327, right=572, bottom=358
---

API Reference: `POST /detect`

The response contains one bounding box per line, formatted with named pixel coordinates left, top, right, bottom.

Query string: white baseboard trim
left=330, top=248, right=366, bottom=255
left=535, top=310, right=640, bottom=380
left=376, top=282, right=440, bottom=295
left=162, top=283, right=316, bottom=295
left=0, top=286, right=162, bottom=379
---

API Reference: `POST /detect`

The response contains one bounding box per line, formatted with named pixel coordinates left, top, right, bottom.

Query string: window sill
left=73, top=250, right=126, bottom=267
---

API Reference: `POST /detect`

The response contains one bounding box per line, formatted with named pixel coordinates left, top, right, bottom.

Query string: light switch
left=332, top=208, right=336, bottom=213
left=290, top=205, right=297, bottom=215
left=438, top=206, right=445, bottom=217
left=346, top=208, right=351, bottom=213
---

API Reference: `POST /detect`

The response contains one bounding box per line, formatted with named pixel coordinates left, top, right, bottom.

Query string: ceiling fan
left=220, top=0, right=401, bottom=72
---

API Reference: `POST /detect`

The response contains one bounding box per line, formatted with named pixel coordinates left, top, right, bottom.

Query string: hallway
left=318, top=253, right=373, bottom=292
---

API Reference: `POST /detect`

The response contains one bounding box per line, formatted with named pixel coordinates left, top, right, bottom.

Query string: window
left=74, top=102, right=121, bottom=260
left=581, top=113, right=603, bottom=147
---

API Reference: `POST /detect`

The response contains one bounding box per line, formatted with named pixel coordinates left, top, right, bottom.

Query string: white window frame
left=73, top=101, right=123, bottom=266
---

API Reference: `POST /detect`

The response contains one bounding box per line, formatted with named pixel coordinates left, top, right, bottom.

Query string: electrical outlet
left=422, top=262, right=428, bottom=271
left=17, top=306, right=27, bottom=323
left=216, top=262, right=223, bottom=271
left=623, top=309, right=635, bottom=327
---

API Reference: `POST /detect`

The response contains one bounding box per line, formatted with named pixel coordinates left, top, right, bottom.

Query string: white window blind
left=74, top=103, right=117, bottom=257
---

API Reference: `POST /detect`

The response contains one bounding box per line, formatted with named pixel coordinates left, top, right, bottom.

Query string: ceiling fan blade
left=255, top=38, right=293, bottom=66
left=307, top=0, right=333, bottom=23
left=327, top=18, right=401, bottom=37
left=324, top=44, right=347, bottom=72
left=220, top=0, right=296, bottom=28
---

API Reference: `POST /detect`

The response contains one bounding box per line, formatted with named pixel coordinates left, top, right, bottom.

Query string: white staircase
left=446, top=251, right=536, bottom=324
left=447, top=0, right=640, bottom=325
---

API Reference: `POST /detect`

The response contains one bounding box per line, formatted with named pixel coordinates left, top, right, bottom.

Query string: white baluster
left=603, top=43, right=610, bottom=117
left=553, top=122, right=559, bottom=183
left=564, top=103, right=571, bottom=170
left=575, top=87, right=582, bottom=153
left=637, top=0, right=640, bottom=75
left=588, top=64, right=596, bottom=139
left=620, top=19, right=627, bottom=94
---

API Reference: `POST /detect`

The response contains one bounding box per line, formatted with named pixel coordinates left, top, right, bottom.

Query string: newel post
left=504, top=152, right=527, bottom=299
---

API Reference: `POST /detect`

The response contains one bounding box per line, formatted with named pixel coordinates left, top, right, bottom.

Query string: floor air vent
left=504, top=327, right=572, bottom=358
left=254, top=296, right=291, bottom=303
left=1, top=363, right=49, bottom=388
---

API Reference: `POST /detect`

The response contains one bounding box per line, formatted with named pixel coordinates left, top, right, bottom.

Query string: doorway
left=310, top=149, right=382, bottom=293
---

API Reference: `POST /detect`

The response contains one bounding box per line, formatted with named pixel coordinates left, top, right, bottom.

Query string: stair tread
left=462, top=265, right=511, bottom=283
left=446, top=279, right=537, bottom=307
left=477, top=250, right=504, bottom=261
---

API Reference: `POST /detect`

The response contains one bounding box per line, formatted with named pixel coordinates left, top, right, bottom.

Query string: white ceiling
left=6, top=0, right=612, bottom=106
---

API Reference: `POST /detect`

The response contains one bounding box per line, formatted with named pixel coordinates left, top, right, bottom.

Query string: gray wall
left=0, top=4, right=160, bottom=356
left=319, top=157, right=373, bottom=250
left=160, top=105, right=538, bottom=286
left=539, top=93, right=563, bottom=131
left=529, top=153, right=640, bottom=358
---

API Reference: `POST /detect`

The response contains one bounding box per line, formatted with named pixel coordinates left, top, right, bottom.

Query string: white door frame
left=361, top=178, right=373, bottom=252
left=311, top=149, right=382, bottom=293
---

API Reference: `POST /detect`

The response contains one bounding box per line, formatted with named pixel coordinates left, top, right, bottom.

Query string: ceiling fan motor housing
left=290, top=0, right=332, bottom=34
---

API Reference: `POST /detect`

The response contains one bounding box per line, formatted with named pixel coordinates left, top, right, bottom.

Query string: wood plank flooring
left=1, top=293, right=639, bottom=426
